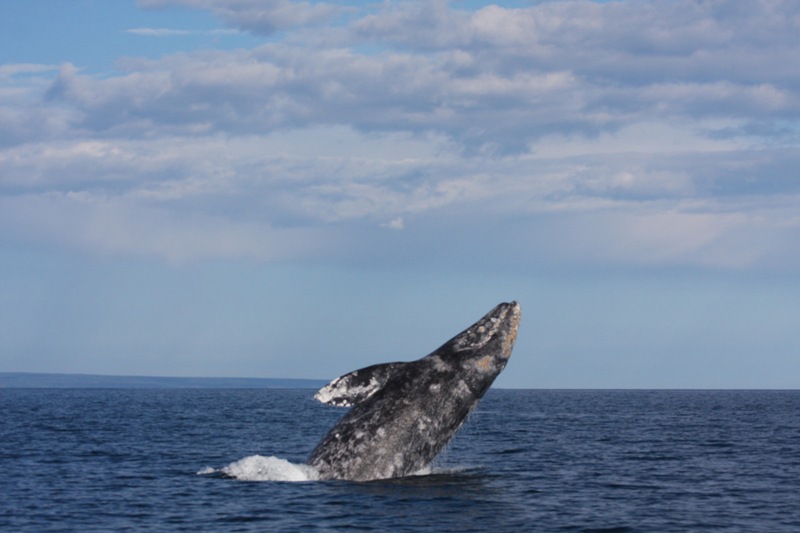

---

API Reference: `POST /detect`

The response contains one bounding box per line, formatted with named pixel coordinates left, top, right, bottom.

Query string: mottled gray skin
left=308, top=301, right=521, bottom=481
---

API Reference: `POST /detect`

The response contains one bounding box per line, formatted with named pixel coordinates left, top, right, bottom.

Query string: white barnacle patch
left=454, top=379, right=471, bottom=398
left=429, top=383, right=441, bottom=393
left=431, top=356, right=451, bottom=372
left=453, top=309, right=507, bottom=352
left=314, top=375, right=350, bottom=404
left=315, top=375, right=382, bottom=406
left=393, top=453, right=405, bottom=470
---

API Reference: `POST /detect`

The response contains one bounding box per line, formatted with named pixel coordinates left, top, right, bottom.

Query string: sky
left=1, top=0, right=799, bottom=389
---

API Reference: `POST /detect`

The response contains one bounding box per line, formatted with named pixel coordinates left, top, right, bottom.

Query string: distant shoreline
left=0, top=372, right=327, bottom=389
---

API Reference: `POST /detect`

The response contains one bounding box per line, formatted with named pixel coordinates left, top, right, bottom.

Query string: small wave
left=198, top=455, right=320, bottom=482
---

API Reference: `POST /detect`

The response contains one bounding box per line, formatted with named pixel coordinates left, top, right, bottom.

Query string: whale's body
left=307, top=301, right=521, bottom=481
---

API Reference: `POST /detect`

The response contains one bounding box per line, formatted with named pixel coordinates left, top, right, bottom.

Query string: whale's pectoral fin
left=314, top=362, right=404, bottom=407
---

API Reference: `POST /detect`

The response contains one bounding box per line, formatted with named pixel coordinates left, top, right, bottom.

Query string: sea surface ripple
left=2, top=388, right=800, bottom=531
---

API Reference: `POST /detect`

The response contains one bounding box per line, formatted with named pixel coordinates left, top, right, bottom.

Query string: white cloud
left=2, top=0, right=799, bottom=269
left=382, top=217, right=404, bottom=230
left=34, top=2, right=799, bottom=152
left=139, top=0, right=344, bottom=35
left=0, top=63, right=59, bottom=79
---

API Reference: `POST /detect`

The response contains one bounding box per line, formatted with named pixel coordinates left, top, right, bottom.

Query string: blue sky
left=1, top=0, right=799, bottom=388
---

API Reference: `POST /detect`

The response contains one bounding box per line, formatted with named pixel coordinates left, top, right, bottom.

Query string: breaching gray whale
left=307, top=301, right=521, bottom=481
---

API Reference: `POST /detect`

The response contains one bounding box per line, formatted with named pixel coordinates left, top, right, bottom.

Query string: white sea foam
left=197, top=456, right=470, bottom=482
left=199, top=455, right=320, bottom=482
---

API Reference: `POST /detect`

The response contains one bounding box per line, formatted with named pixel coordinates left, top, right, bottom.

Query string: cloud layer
left=2, top=0, right=799, bottom=269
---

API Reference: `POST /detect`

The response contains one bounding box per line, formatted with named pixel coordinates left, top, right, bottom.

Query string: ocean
left=2, top=388, right=799, bottom=531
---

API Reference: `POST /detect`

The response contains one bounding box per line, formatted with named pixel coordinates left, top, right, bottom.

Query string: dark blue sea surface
left=2, top=389, right=799, bottom=531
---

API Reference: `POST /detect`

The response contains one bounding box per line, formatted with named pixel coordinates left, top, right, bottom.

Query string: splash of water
left=198, top=455, right=320, bottom=482
left=197, top=456, right=473, bottom=482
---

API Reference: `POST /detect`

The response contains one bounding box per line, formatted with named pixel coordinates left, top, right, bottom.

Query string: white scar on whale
left=307, top=301, right=521, bottom=481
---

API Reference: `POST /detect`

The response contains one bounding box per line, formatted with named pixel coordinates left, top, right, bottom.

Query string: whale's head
left=450, top=301, right=521, bottom=358
left=437, top=301, right=521, bottom=391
